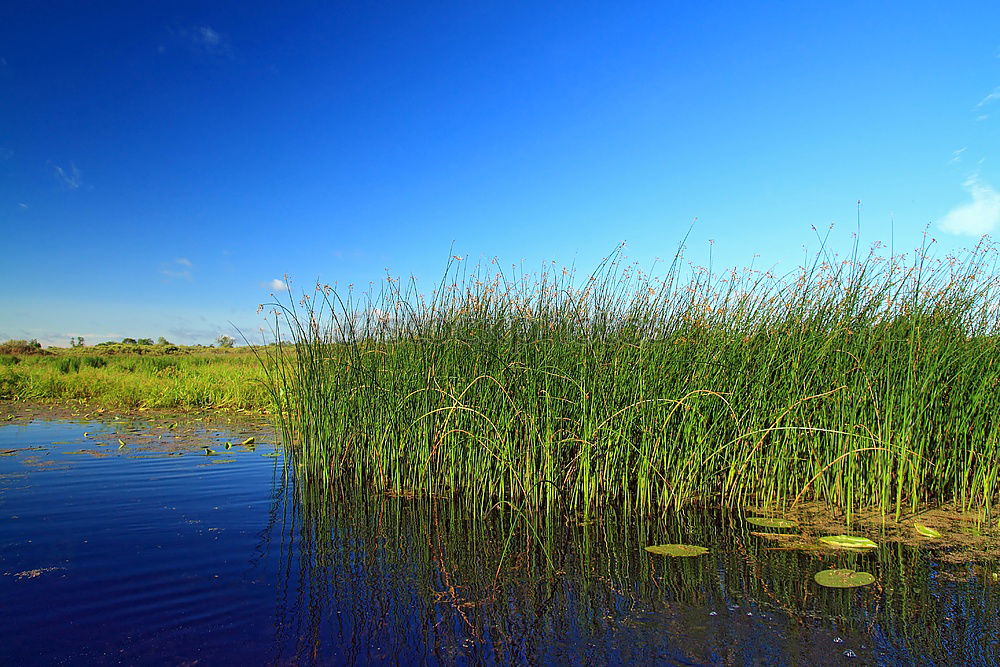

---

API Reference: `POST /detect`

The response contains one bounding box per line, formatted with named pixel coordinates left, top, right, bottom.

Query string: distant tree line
left=84, top=335, right=237, bottom=348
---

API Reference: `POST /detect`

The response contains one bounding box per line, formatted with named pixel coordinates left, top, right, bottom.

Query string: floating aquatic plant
left=819, top=535, right=878, bottom=549
left=814, top=568, right=875, bottom=588
left=914, top=523, right=942, bottom=538
left=645, top=544, right=709, bottom=557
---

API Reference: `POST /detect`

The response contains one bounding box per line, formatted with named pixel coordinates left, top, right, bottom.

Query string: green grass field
left=0, top=345, right=271, bottom=412
left=268, top=239, right=1000, bottom=517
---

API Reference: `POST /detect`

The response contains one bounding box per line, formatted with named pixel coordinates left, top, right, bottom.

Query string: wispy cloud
left=940, top=176, right=1000, bottom=236
left=54, top=162, right=82, bottom=190
left=949, top=147, right=967, bottom=164
left=174, top=25, right=234, bottom=58
left=262, top=278, right=288, bottom=292
left=17, top=202, right=28, bottom=209
left=975, top=87, right=1000, bottom=109
left=160, top=257, right=194, bottom=280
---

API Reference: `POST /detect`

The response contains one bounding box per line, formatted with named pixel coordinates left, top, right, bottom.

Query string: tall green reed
left=265, top=236, right=1000, bottom=518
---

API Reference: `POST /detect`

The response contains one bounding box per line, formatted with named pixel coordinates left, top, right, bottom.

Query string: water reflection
left=269, top=463, right=1000, bottom=665
left=2, top=418, right=998, bottom=665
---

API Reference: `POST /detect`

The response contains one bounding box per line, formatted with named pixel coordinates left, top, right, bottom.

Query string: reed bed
left=265, top=237, right=1000, bottom=518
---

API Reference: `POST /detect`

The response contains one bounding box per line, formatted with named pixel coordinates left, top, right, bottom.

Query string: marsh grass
left=0, top=349, right=270, bottom=411
left=267, top=236, right=1000, bottom=518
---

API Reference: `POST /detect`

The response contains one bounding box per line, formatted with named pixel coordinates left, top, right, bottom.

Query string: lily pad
left=819, top=535, right=878, bottom=549
left=645, top=544, right=709, bottom=557
left=241, top=437, right=255, bottom=446
left=914, top=523, right=942, bottom=538
left=746, top=517, right=798, bottom=529
left=814, top=568, right=875, bottom=588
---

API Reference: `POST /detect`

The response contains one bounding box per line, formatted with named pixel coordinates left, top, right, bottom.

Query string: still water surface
left=1, top=418, right=998, bottom=665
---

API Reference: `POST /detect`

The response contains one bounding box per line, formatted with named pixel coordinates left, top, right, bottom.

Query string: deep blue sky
left=3, top=1, right=1000, bottom=345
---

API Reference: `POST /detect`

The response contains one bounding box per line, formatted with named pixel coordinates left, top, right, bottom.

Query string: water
left=1, top=417, right=998, bottom=665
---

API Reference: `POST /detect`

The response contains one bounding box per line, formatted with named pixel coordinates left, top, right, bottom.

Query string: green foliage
left=216, top=334, right=235, bottom=348
left=0, top=339, right=45, bottom=355
left=266, top=238, right=1000, bottom=517
left=52, top=356, right=105, bottom=374
left=0, top=347, right=270, bottom=410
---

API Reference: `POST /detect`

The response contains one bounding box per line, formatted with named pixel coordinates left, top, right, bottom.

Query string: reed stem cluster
left=265, top=237, right=1000, bottom=517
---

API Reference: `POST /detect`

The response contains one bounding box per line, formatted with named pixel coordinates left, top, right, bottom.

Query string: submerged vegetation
left=266, top=236, right=1000, bottom=518
left=0, top=346, right=270, bottom=412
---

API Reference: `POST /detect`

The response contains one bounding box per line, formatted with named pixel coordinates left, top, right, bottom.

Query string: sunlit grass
left=269, top=236, right=1000, bottom=517
left=0, top=348, right=271, bottom=411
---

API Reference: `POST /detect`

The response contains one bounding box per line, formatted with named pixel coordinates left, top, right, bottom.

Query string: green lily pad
left=814, top=568, right=875, bottom=588
left=645, top=544, right=709, bottom=557
left=746, top=517, right=798, bottom=529
left=914, top=523, right=942, bottom=538
left=241, top=437, right=255, bottom=445
left=819, top=535, right=878, bottom=549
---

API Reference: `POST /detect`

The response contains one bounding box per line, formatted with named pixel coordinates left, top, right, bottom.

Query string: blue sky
left=2, top=1, right=999, bottom=346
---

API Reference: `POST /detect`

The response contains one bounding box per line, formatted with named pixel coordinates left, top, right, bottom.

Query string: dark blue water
left=0, top=419, right=284, bottom=665
left=1, top=418, right=998, bottom=665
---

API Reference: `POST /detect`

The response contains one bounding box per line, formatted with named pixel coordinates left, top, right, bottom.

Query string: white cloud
left=160, top=258, right=194, bottom=280
left=949, top=147, right=967, bottom=164
left=195, top=26, right=221, bottom=46
left=176, top=25, right=233, bottom=57
left=265, top=278, right=288, bottom=292
left=939, top=176, right=1000, bottom=236
left=975, top=87, right=1000, bottom=109
left=54, top=162, right=81, bottom=189
left=17, top=202, right=28, bottom=209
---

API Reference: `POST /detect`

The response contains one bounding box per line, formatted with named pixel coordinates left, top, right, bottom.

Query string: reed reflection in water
left=266, top=465, right=1000, bottom=665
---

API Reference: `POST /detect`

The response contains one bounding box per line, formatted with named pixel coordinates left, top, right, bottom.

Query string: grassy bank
left=269, top=239, right=1000, bottom=518
left=0, top=346, right=271, bottom=412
